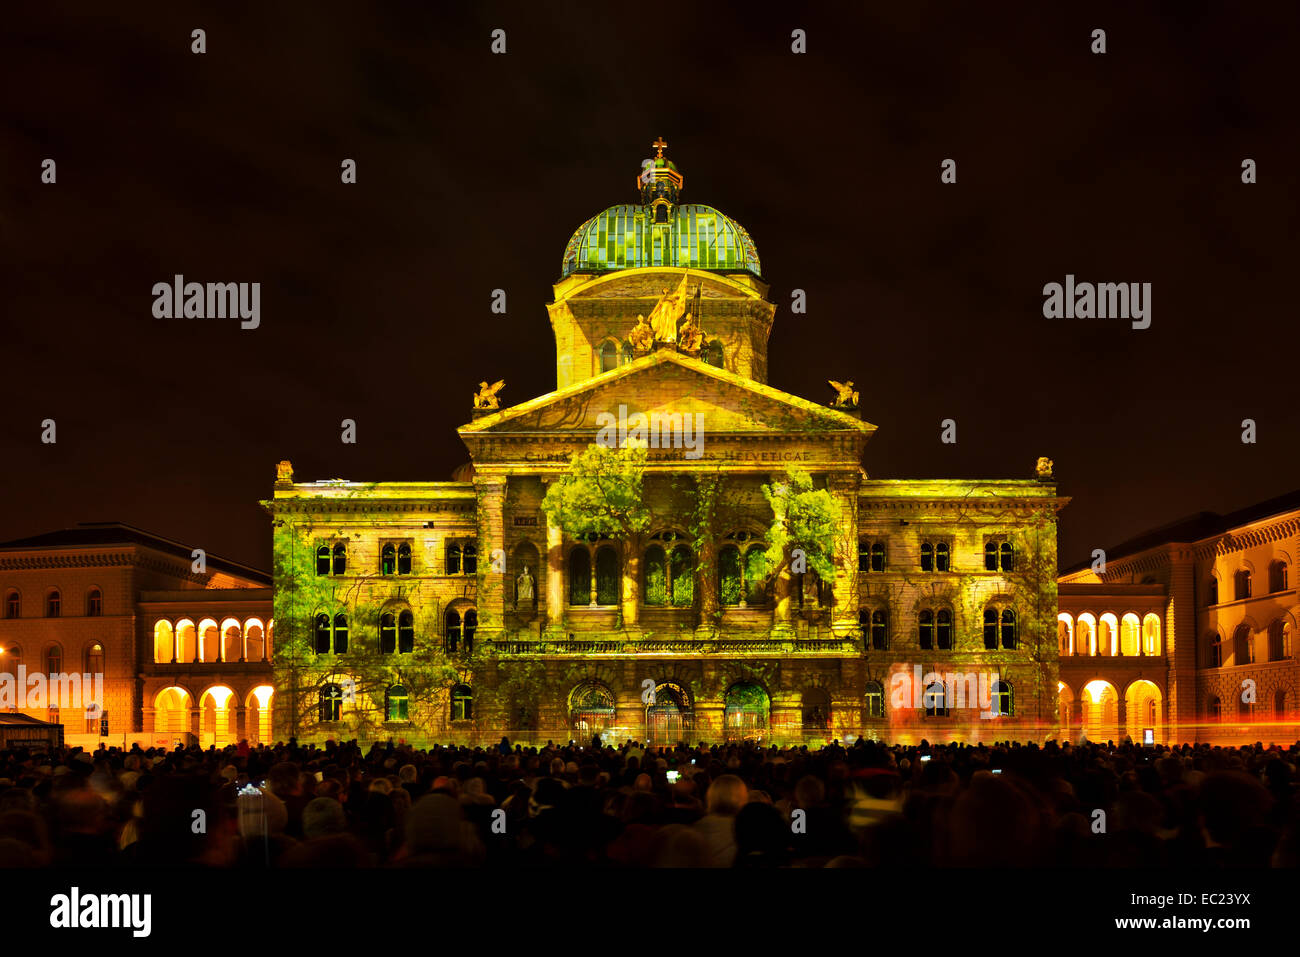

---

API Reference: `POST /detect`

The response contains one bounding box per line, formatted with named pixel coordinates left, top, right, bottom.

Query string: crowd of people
left=0, top=735, right=1296, bottom=868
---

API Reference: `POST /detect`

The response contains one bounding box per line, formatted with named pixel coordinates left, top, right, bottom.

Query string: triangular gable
left=459, top=349, right=875, bottom=437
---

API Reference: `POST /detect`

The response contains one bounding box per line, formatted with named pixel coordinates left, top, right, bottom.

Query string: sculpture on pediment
left=1036, top=456, right=1054, bottom=480
left=678, top=312, right=704, bottom=354
left=828, top=380, right=859, bottom=408
left=646, top=274, right=692, bottom=343
left=627, top=315, right=654, bottom=354
left=275, top=460, right=294, bottom=485
left=473, top=379, right=506, bottom=410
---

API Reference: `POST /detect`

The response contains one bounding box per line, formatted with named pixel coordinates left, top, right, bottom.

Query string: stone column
left=474, top=476, right=508, bottom=633
left=827, top=472, right=861, bottom=631
left=695, top=475, right=721, bottom=634
left=621, top=536, right=641, bottom=628
left=545, top=509, right=565, bottom=630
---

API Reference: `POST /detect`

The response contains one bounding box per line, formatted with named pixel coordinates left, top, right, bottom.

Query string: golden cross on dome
left=652, top=136, right=668, bottom=158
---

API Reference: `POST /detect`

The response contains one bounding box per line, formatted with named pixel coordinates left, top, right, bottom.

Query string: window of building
left=1234, top=569, right=1251, bottom=601
left=314, top=614, right=331, bottom=654
left=1207, top=696, right=1221, bottom=722
left=87, top=588, right=102, bottom=617
left=991, top=680, right=1013, bottom=717
left=921, top=542, right=950, bottom=572
left=1269, top=560, right=1288, bottom=593
left=595, top=545, right=620, bottom=605
left=985, top=540, right=1014, bottom=572
left=319, top=684, right=343, bottom=722
left=3, top=591, right=18, bottom=619
left=451, top=684, right=473, bottom=722
left=445, top=608, right=477, bottom=654
left=1000, top=609, right=1017, bottom=649
left=45, top=644, right=62, bottom=674
left=1232, top=624, right=1252, bottom=666
left=1208, top=632, right=1223, bottom=668
left=924, top=681, right=949, bottom=717
left=398, top=543, right=412, bottom=575
left=316, top=545, right=331, bottom=576
left=398, top=610, right=415, bottom=653
left=447, top=543, right=462, bottom=575
left=569, top=548, right=592, bottom=605
left=462, top=544, right=477, bottom=575
left=386, top=685, right=409, bottom=722
left=1276, top=689, right=1288, bottom=720
left=333, top=614, right=348, bottom=654
left=1268, top=620, right=1292, bottom=661
left=859, top=541, right=886, bottom=572
left=1207, top=576, right=1218, bottom=605
left=937, top=609, right=952, bottom=649
left=381, top=544, right=397, bottom=575
left=599, top=340, right=620, bottom=373
left=864, top=681, right=884, bottom=718
left=870, top=609, right=888, bottom=650
left=85, top=643, right=104, bottom=675
left=380, top=613, right=397, bottom=654
left=983, top=608, right=999, bottom=650
left=919, top=610, right=933, bottom=650
left=46, top=591, right=60, bottom=618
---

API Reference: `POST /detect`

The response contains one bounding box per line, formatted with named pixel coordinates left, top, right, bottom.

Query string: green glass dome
left=561, top=203, right=761, bottom=278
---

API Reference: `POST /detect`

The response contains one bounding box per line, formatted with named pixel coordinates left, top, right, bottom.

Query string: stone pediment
left=460, top=349, right=874, bottom=451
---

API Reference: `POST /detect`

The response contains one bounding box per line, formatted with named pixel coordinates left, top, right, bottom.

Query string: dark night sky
left=3, top=1, right=1298, bottom=573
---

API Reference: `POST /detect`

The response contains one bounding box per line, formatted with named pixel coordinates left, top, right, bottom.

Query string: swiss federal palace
left=2, top=143, right=1297, bottom=749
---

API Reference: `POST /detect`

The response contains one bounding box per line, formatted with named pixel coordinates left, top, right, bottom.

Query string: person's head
left=267, top=762, right=300, bottom=797
left=706, top=775, right=748, bottom=816
left=302, top=797, right=347, bottom=840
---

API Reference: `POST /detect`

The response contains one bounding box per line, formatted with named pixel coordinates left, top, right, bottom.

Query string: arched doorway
left=724, top=682, right=770, bottom=740
left=1057, top=681, right=1074, bottom=739
left=199, top=686, right=237, bottom=749
left=1125, top=679, right=1163, bottom=743
left=646, top=681, right=694, bottom=746
left=246, top=685, right=274, bottom=745
left=569, top=680, right=615, bottom=741
left=153, top=687, right=191, bottom=743
left=1081, top=679, right=1119, bottom=742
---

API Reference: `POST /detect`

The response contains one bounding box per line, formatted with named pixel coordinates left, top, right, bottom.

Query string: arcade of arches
left=150, top=684, right=275, bottom=748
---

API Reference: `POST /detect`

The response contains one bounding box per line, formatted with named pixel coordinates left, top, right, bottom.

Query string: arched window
left=319, top=684, right=343, bottom=722
left=331, top=543, right=347, bottom=575
left=1275, top=688, right=1288, bottom=720
left=858, top=541, right=871, bottom=572
left=46, top=590, right=61, bottom=618
left=719, top=545, right=742, bottom=606
left=0, top=645, right=20, bottom=678
left=445, top=609, right=462, bottom=652
left=936, top=543, right=950, bottom=572
left=316, top=545, right=331, bottom=576
left=463, top=544, right=478, bottom=575
left=314, top=614, right=331, bottom=654
left=644, top=546, right=667, bottom=606
left=381, top=544, right=397, bottom=575
left=1207, top=696, right=1221, bottom=722
left=1207, top=576, right=1218, bottom=605
left=332, top=614, right=348, bottom=654
left=599, top=340, right=620, bottom=373
left=595, top=546, right=619, bottom=605
left=398, top=543, right=412, bottom=575
left=398, top=610, right=415, bottom=653
left=569, top=548, right=592, bottom=605
left=1057, top=618, right=1071, bottom=656
left=991, top=680, right=1013, bottom=716
left=937, top=609, right=953, bottom=649
left=86, top=642, right=104, bottom=674
left=1001, top=609, right=1017, bottom=649
left=859, top=540, right=886, bottom=573
left=668, top=545, right=694, bottom=606
left=984, top=542, right=998, bottom=571
left=1233, top=624, right=1252, bottom=666
left=983, top=608, right=998, bottom=650
left=1208, top=632, right=1224, bottom=668
left=924, top=680, right=949, bottom=717
left=3, top=590, right=17, bottom=619
left=1234, top=569, right=1251, bottom=601
left=919, top=610, right=934, bottom=650
left=45, top=644, right=62, bottom=674
left=920, top=542, right=933, bottom=572
left=87, top=588, right=102, bottom=617
left=386, top=685, right=409, bottom=722
left=999, top=542, right=1014, bottom=572
left=380, top=613, right=397, bottom=654
left=1141, top=614, right=1161, bottom=656
left=1269, top=560, right=1288, bottom=593
left=451, top=684, right=474, bottom=722
left=1267, top=620, right=1287, bottom=661
left=154, top=620, right=175, bottom=663
left=744, top=546, right=768, bottom=605
left=447, top=543, right=462, bottom=575
left=864, top=681, right=884, bottom=718
left=922, top=542, right=950, bottom=572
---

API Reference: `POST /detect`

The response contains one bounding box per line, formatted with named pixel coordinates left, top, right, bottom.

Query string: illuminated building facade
left=0, top=523, right=273, bottom=749
left=267, top=143, right=1067, bottom=747
left=1058, top=491, right=1300, bottom=744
